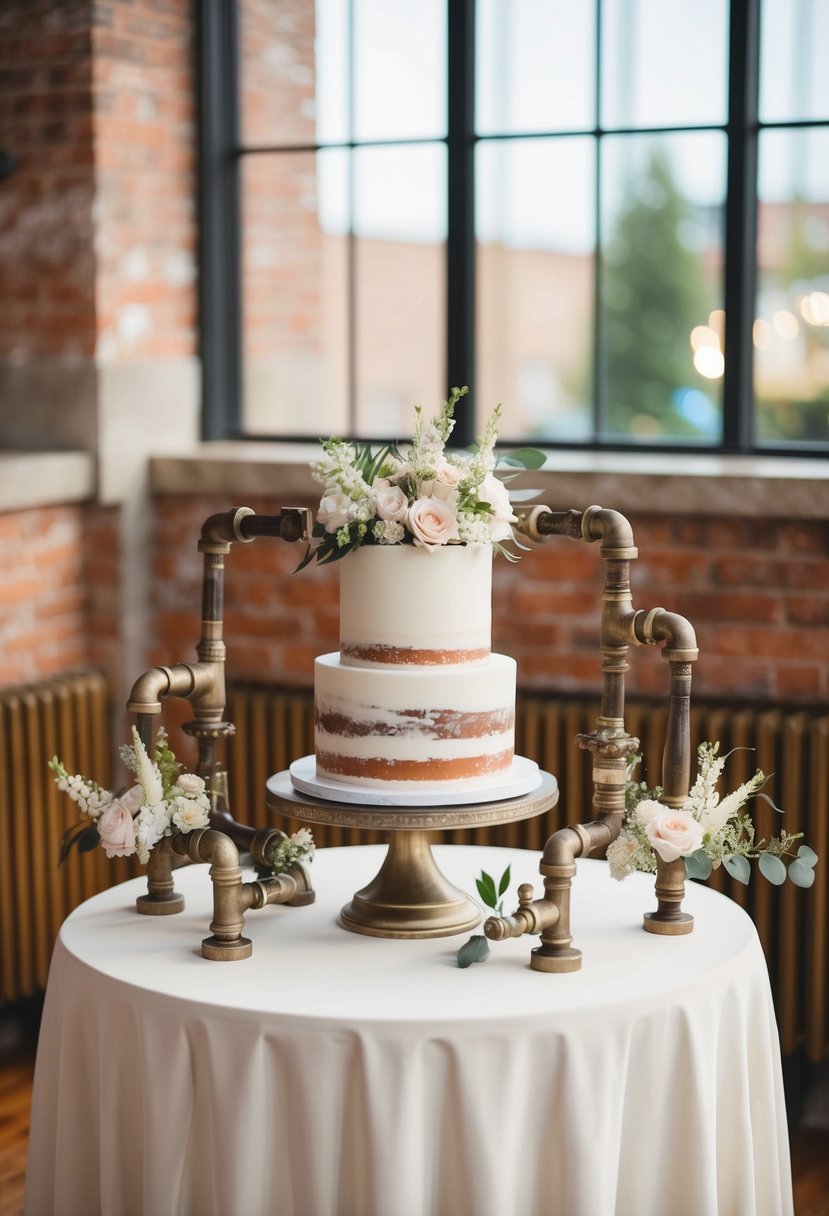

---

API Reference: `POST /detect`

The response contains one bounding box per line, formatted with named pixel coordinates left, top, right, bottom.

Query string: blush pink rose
left=645, top=807, right=704, bottom=863
left=97, top=786, right=142, bottom=858
left=406, top=496, right=460, bottom=548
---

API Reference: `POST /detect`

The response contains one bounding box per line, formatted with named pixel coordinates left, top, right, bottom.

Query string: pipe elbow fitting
left=198, top=507, right=256, bottom=554
left=127, top=666, right=175, bottom=715
left=582, top=505, right=637, bottom=558
left=540, top=825, right=584, bottom=873
left=635, top=607, right=698, bottom=662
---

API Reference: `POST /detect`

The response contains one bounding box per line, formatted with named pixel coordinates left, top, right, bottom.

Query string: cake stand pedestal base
left=339, top=829, right=481, bottom=938
left=265, top=769, right=559, bottom=939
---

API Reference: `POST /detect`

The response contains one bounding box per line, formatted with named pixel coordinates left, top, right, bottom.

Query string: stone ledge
left=0, top=451, right=96, bottom=513
left=150, top=442, right=829, bottom=520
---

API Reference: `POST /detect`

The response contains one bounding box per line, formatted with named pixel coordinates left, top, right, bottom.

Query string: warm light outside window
left=205, top=0, right=829, bottom=452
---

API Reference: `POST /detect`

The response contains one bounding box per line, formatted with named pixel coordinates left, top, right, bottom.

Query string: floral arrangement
left=265, top=828, right=315, bottom=875
left=297, top=385, right=544, bottom=569
left=607, top=742, right=818, bottom=887
left=49, top=727, right=211, bottom=865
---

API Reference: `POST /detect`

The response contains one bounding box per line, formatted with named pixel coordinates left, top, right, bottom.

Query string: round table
left=25, top=846, right=792, bottom=1216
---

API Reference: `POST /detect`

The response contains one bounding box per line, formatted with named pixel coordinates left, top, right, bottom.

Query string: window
left=199, top=0, right=829, bottom=452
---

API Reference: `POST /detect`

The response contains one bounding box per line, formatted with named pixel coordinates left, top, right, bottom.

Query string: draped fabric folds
left=25, top=847, right=792, bottom=1216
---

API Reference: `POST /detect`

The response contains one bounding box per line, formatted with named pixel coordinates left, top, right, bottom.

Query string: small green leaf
left=475, top=872, right=498, bottom=908
left=759, top=853, right=787, bottom=885
left=724, top=854, right=751, bottom=885
left=456, top=935, right=491, bottom=968
left=787, top=860, right=816, bottom=888
left=498, top=447, right=547, bottom=470
left=796, top=845, right=818, bottom=868
left=497, top=865, right=512, bottom=898
left=77, top=824, right=102, bottom=854
left=684, top=850, right=713, bottom=881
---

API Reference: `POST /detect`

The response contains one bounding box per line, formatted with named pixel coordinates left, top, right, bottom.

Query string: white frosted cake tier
left=339, top=543, right=492, bottom=665
left=287, top=754, right=541, bottom=807
left=314, top=650, right=516, bottom=791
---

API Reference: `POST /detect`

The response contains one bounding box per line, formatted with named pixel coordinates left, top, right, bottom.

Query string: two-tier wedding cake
left=314, top=544, right=516, bottom=792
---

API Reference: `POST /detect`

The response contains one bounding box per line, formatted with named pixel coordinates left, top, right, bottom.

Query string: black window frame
left=198, top=0, right=828, bottom=456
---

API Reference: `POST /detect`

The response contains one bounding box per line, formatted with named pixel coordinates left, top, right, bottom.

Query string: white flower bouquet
left=607, top=741, right=818, bottom=887
left=296, top=385, right=545, bottom=569
left=49, top=727, right=211, bottom=865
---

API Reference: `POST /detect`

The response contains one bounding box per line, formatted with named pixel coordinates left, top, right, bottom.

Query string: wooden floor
left=2, top=1048, right=828, bottom=1215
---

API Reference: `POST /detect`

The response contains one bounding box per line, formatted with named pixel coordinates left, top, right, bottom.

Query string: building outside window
left=200, top=0, right=829, bottom=453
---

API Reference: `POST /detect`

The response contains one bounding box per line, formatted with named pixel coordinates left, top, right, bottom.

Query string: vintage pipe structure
left=126, top=505, right=315, bottom=938
left=137, top=826, right=314, bottom=959
left=484, top=504, right=699, bottom=970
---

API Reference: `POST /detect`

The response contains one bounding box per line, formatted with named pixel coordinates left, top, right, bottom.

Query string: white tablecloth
left=25, top=845, right=792, bottom=1216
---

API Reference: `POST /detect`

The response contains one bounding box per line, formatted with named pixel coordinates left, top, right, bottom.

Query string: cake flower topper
left=297, top=386, right=545, bottom=570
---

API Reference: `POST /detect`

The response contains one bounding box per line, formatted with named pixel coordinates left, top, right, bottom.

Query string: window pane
left=353, top=145, right=446, bottom=436
left=755, top=129, right=829, bottom=446
left=476, top=0, right=595, bottom=135
left=477, top=138, right=595, bottom=440
left=240, top=150, right=349, bottom=436
left=760, top=0, right=829, bottom=123
left=241, top=0, right=348, bottom=147
left=602, top=0, right=728, bottom=129
left=353, top=0, right=446, bottom=141
left=600, top=132, right=726, bottom=442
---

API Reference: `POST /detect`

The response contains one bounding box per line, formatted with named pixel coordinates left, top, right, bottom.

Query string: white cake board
left=286, top=754, right=542, bottom=807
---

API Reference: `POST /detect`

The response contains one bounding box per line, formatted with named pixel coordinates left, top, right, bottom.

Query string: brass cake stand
left=265, top=770, right=559, bottom=939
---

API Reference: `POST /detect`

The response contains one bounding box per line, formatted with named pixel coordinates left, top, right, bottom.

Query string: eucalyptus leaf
left=476, top=872, right=498, bottom=908
left=497, top=865, right=512, bottom=897
left=796, top=845, right=818, bottom=868
left=498, top=447, right=547, bottom=470
left=683, top=850, right=713, bottom=881
left=457, top=935, right=491, bottom=968
left=787, top=860, right=816, bottom=889
left=758, top=853, right=787, bottom=885
left=723, top=854, right=751, bottom=885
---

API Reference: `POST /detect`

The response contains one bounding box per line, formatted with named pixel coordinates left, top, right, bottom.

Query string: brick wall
left=0, top=0, right=96, bottom=363
left=0, top=0, right=196, bottom=696
left=152, top=495, right=829, bottom=716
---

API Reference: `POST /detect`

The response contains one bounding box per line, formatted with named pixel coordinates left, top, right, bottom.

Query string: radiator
left=226, top=684, right=828, bottom=1062
left=0, top=670, right=136, bottom=1005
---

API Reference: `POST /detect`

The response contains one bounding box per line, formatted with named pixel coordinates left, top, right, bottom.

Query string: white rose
left=645, top=808, right=705, bottom=863
left=317, top=491, right=353, bottom=534
left=176, top=772, right=206, bottom=798
left=374, top=483, right=409, bottom=522
left=171, top=794, right=211, bottom=833
left=633, top=798, right=666, bottom=827
left=406, top=496, right=461, bottom=548
left=480, top=473, right=517, bottom=542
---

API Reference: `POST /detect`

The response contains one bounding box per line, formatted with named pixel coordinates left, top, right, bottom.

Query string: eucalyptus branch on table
left=456, top=864, right=511, bottom=967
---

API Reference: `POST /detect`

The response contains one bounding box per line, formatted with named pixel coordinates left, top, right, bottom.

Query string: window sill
left=0, top=451, right=95, bottom=513
left=150, top=442, right=829, bottom=520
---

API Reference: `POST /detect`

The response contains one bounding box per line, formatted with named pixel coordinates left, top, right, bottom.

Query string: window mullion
left=198, top=0, right=242, bottom=440
left=447, top=0, right=476, bottom=445
left=722, top=0, right=761, bottom=452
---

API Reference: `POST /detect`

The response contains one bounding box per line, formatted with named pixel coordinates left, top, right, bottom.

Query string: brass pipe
left=504, top=503, right=705, bottom=968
